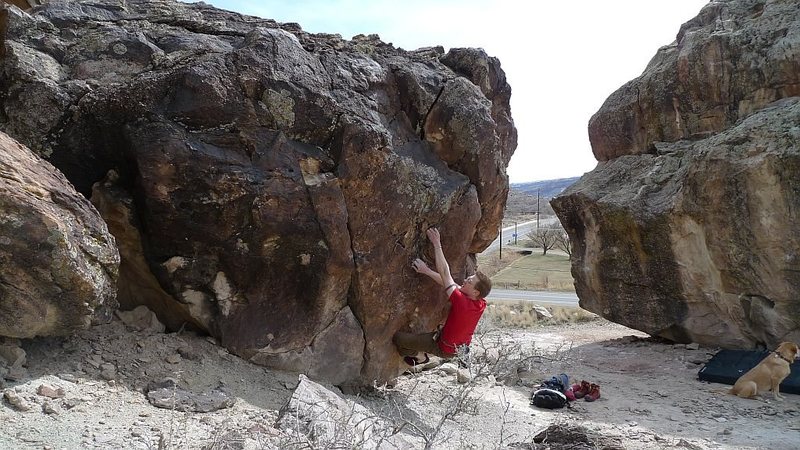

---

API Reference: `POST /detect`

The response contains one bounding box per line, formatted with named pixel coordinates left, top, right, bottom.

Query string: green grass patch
left=491, top=252, right=573, bottom=291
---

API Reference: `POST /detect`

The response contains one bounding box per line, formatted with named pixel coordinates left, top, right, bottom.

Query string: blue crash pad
left=698, top=349, right=800, bottom=395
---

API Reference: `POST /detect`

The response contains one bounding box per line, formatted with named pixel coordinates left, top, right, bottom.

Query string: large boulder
left=0, top=0, right=516, bottom=384
left=0, top=131, right=119, bottom=338
left=588, top=0, right=800, bottom=161
left=553, top=0, right=800, bottom=349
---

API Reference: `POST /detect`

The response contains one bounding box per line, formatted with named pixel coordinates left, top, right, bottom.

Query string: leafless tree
left=554, top=229, right=571, bottom=257
left=527, top=226, right=560, bottom=256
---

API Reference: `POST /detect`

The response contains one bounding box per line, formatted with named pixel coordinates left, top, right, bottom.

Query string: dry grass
left=490, top=252, right=573, bottom=291
left=476, top=249, right=528, bottom=278
left=476, top=233, right=591, bottom=329
left=481, top=301, right=598, bottom=329
left=502, top=213, right=539, bottom=223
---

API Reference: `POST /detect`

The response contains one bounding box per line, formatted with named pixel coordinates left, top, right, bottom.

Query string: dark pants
left=393, top=331, right=454, bottom=359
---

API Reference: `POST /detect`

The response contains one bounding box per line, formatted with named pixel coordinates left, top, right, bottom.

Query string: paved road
left=486, top=289, right=578, bottom=306
left=485, top=217, right=561, bottom=253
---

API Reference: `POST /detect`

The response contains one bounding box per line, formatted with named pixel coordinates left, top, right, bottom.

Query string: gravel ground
left=1, top=317, right=798, bottom=449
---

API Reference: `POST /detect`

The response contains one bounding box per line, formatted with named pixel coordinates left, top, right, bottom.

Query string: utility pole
left=499, top=224, right=502, bottom=259
left=536, top=189, right=540, bottom=229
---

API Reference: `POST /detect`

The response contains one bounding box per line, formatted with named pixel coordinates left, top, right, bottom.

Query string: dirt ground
left=1, top=317, right=799, bottom=449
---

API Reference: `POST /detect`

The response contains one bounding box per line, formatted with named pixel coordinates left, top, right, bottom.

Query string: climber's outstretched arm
left=426, top=228, right=457, bottom=297
left=412, top=258, right=443, bottom=286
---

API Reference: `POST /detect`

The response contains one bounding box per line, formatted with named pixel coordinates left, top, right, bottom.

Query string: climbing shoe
left=584, top=383, right=601, bottom=402
left=403, top=353, right=430, bottom=366
left=572, top=380, right=591, bottom=399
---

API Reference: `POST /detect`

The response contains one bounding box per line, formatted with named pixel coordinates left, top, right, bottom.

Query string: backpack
left=530, top=373, right=571, bottom=409
left=530, top=388, right=568, bottom=409
left=541, top=373, right=569, bottom=393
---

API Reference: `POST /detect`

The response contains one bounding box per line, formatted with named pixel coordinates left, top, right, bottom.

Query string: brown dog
left=731, top=342, right=799, bottom=400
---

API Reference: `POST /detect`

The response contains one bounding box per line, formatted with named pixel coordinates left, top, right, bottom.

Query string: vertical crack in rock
left=420, top=84, right=447, bottom=140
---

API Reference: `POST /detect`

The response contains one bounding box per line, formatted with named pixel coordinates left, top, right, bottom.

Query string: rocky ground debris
left=0, top=316, right=799, bottom=449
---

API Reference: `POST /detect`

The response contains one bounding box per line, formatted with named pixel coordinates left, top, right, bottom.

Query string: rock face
left=588, top=0, right=800, bottom=162
left=0, top=131, right=119, bottom=338
left=3, top=0, right=44, bottom=11
left=91, top=171, right=203, bottom=332
left=553, top=0, right=800, bottom=349
left=0, top=0, right=515, bottom=384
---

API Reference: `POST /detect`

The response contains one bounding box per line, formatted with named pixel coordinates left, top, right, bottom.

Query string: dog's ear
left=776, top=342, right=793, bottom=354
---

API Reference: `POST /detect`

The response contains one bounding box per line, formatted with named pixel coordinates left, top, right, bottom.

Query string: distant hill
left=511, top=177, right=579, bottom=198
left=504, top=176, right=580, bottom=220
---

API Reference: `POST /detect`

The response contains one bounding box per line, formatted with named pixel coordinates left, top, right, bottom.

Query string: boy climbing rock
left=393, top=227, right=492, bottom=363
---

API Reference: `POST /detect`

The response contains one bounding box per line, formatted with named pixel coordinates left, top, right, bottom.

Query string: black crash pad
left=698, top=349, right=800, bottom=395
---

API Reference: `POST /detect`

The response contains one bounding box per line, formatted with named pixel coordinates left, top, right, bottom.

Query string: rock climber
left=393, top=227, right=492, bottom=364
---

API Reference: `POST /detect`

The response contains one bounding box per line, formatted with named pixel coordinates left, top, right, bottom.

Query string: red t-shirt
left=438, top=288, right=486, bottom=355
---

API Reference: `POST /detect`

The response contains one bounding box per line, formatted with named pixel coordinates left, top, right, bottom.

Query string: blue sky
left=202, top=0, right=709, bottom=183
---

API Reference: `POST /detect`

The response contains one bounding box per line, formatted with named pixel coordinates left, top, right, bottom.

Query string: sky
left=206, top=0, right=710, bottom=183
